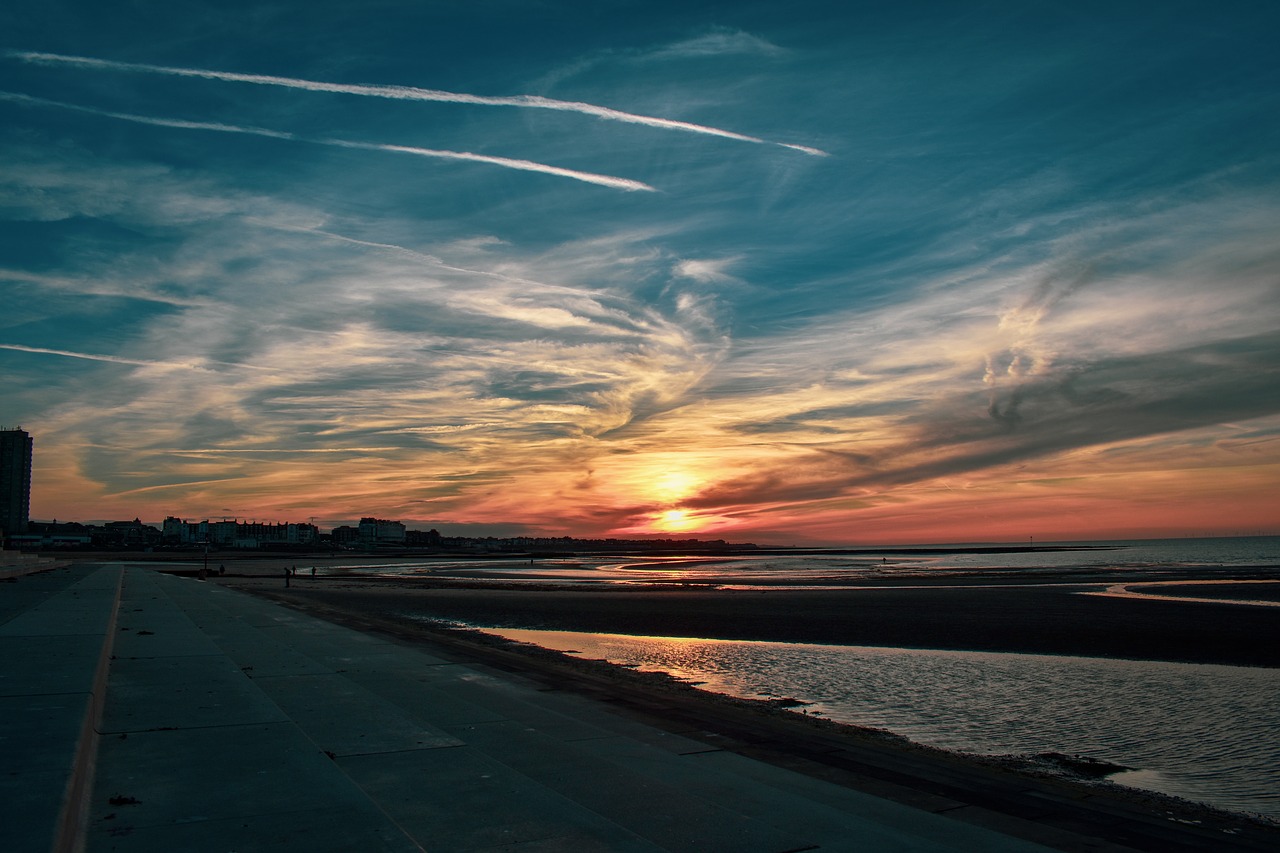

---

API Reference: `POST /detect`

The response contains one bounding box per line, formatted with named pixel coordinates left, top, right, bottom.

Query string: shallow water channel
left=481, top=627, right=1280, bottom=821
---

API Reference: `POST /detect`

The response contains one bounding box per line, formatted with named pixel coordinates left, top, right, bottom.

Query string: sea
left=334, top=535, right=1280, bottom=589
left=341, top=536, right=1280, bottom=821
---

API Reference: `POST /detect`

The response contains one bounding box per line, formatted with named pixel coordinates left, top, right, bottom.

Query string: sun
left=655, top=508, right=699, bottom=533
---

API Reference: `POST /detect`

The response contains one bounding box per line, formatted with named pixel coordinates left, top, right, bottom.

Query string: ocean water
left=333, top=535, right=1280, bottom=587
left=486, top=628, right=1280, bottom=821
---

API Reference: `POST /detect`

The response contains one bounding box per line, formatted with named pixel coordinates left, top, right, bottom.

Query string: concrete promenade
left=5, top=563, right=1071, bottom=851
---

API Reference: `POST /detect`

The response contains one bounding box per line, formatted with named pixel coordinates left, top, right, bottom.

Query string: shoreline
left=214, top=571, right=1280, bottom=668
left=224, top=576, right=1280, bottom=851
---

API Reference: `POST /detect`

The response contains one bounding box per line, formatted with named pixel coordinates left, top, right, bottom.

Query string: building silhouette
left=358, top=517, right=407, bottom=548
left=1, top=428, right=33, bottom=537
left=162, top=516, right=319, bottom=549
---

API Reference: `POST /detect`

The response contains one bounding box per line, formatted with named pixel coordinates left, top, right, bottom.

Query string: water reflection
left=484, top=627, right=1280, bottom=820
left=320, top=536, right=1280, bottom=588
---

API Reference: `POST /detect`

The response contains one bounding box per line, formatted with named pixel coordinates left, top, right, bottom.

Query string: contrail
left=0, top=90, right=657, bottom=191
left=0, top=91, right=292, bottom=138
left=0, top=343, right=204, bottom=369
left=0, top=342, right=276, bottom=372
left=8, top=50, right=828, bottom=156
left=324, top=138, right=656, bottom=191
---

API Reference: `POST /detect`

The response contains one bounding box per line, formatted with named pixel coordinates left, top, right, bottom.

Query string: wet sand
left=220, top=572, right=1280, bottom=668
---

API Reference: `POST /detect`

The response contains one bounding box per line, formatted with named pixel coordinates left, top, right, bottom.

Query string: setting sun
left=656, top=508, right=699, bottom=533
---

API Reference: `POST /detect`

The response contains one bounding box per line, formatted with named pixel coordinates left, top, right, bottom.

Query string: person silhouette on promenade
left=284, top=567, right=291, bottom=588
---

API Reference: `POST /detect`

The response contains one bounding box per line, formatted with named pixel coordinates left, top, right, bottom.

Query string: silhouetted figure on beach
left=284, top=568, right=290, bottom=588
left=311, top=566, right=316, bottom=577
left=219, top=564, right=225, bottom=575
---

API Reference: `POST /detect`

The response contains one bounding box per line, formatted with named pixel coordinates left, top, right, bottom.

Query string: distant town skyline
left=3, top=2, right=1278, bottom=546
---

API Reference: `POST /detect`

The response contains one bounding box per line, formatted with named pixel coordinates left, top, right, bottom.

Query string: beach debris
left=1034, top=752, right=1131, bottom=778
left=108, top=794, right=141, bottom=806
left=768, top=697, right=812, bottom=708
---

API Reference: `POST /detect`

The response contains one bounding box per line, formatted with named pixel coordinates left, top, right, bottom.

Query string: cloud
left=7, top=177, right=735, bottom=520
left=595, top=190, right=1280, bottom=529
left=647, top=29, right=789, bottom=61
left=7, top=50, right=827, bottom=156
left=0, top=90, right=656, bottom=191
left=0, top=269, right=207, bottom=307
left=5, top=25, right=1274, bottom=541
left=673, top=258, right=740, bottom=284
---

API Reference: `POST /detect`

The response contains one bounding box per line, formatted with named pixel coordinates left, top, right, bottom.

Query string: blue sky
left=2, top=1, right=1278, bottom=543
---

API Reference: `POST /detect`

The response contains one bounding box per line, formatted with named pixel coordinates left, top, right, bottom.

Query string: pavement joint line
left=561, top=732, right=632, bottom=744
left=326, top=743, right=468, bottom=758
left=102, top=718, right=303, bottom=734
left=54, top=566, right=123, bottom=853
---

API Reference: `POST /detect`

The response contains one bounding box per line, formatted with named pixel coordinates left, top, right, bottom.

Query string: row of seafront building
left=6, top=516, right=418, bottom=552
left=164, top=516, right=417, bottom=549
left=163, top=517, right=322, bottom=548
left=13, top=514, right=753, bottom=554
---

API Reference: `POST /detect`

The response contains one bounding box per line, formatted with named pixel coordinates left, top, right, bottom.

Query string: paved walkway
left=4, top=564, right=1065, bottom=851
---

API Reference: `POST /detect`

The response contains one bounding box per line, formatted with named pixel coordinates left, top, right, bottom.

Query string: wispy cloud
left=7, top=50, right=828, bottom=156
left=0, top=90, right=656, bottom=192
left=647, top=28, right=789, bottom=61
left=0, top=269, right=208, bottom=307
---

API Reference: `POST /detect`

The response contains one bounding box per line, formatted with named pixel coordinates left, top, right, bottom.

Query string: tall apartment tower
left=0, top=428, right=34, bottom=536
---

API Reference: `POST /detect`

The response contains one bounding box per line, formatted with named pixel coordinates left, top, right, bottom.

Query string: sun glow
left=656, top=508, right=699, bottom=532
left=654, top=471, right=700, bottom=503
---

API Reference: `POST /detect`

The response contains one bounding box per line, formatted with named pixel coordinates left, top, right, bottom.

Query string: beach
left=197, top=558, right=1280, bottom=849
left=217, top=566, right=1280, bottom=668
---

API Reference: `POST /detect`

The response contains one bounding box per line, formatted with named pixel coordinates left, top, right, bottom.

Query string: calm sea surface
left=387, top=537, right=1280, bottom=821
left=335, top=535, right=1280, bottom=587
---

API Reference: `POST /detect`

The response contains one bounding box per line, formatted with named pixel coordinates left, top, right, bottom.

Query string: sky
left=2, top=1, right=1278, bottom=545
